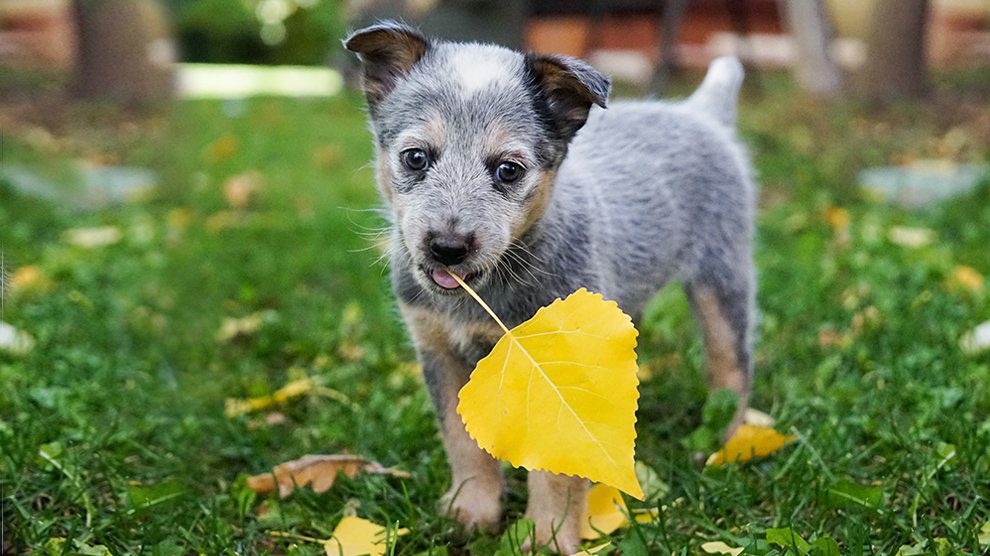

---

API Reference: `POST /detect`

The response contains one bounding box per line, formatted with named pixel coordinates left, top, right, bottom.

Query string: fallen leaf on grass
left=706, top=424, right=797, bottom=466
left=0, top=322, right=34, bottom=354
left=323, top=516, right=408, bottom=556
left=453, top=274, right=643, bottom=499
left=947, top=265, right=984, bottom=294
left=580, top=484, right=656, bottom=540
left=701, top=541, right=743, bottom=556
left=225, top=375, right=355, bottom=417
left=887, top=226, right=933, bottom=249
left=766, top=527, right=810, bottom=553
left=897, top=538, right=951, bottom=556
left=978, top=520, right=990, bottom=546
left=247, top=454, right=410, bottom=497
left=743, top=407, right=776, bottom=427
left=207, top=134, right=239, bottom=162
left=64, top=226, right=122, bottom=248
left=225, top=377, right=312, bottom=417
left=216, top=310, right=277, bottom=343
left=8, top=266, right=52, bottom=294
left=961, top=320, right=990, bottom=355
left=570, top=542, right=612, bottom=555
left=223, top=170, right=263, bottom=209
left=43, top=538, right=112, bottom=556
left=824, top=206, right=850, bottom=230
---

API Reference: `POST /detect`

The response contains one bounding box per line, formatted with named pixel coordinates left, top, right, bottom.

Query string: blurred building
left=2, top=0, right=989, bottom=79
left=0, top=0, right=75, bottom=71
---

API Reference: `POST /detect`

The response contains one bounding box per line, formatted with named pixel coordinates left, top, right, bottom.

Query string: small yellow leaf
left=216, top=311, right=272, bottom=343
left=456, top=286, right=643, bottom=499
left=948, top=265, right=984, bottom=293
left=323, top=516, right=407, bottom=556
left=207, top=134, right=239, bottom=162
left=247, top=454, right=409, bottom=498
left=706, top=424, right=797, bottom=466
left=8, top=266, right=52, bottom=294
left=701, top=541, right=744, bottom=555
left=824, top=206, right=850, bottom=230
left=580, top=485, right=627, bottom=540
left=569, top=542, right=612, bottom=555
left=225, top=376, right=314, bottom=417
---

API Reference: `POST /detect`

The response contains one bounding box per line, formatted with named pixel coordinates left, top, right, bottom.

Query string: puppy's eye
left=401, top=149, right=429, bottom=172
left=495, top=161, right=524, bottom=183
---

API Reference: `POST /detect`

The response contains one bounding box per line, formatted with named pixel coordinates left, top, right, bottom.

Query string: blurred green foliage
left=166, top=0, right=343, bottom=65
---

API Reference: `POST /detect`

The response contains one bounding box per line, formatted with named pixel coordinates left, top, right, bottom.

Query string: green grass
left=2, top=71, right=990, bottom=555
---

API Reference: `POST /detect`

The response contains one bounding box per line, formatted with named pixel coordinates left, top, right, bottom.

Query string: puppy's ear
left=343, top=21, right=429, bottom=110
left=526, top=54, right=611, bottom=139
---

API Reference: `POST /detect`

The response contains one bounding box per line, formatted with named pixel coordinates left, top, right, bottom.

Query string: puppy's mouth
left=420, top=265, right=481, bottom=292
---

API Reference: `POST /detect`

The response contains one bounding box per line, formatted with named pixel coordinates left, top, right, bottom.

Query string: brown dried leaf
left=247, top=455, right=410, bottom=498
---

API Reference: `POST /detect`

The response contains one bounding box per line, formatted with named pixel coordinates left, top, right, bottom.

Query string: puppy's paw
left=440, top=481, right=502, bottom=531
left=520, top=511, right=581, bottom=554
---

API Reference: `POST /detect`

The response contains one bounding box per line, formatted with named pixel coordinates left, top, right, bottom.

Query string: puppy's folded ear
left=526, top=54, right=611, bottom=140
left=343, top=21, right=429, bottom=110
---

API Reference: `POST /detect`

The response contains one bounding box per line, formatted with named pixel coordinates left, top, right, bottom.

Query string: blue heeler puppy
left=345, top=21, right=756, bottom=553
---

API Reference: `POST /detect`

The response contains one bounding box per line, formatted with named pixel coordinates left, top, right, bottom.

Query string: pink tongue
left=431, top=269, right=461, bottom=289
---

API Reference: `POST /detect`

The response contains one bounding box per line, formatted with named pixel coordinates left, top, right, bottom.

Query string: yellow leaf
left=580, top=485, right=628, bottom=540
left=707, top=424, right=797, bottom=466
left=225, top=376, right=314, bottom=417
left=207, top=134, right=239, bottom=163
left=569, top=542, right=612, bottom=555
left=948, top=265, right=984, bottom=293
left=453, top=276, right=643, bottom=500
left=824, top=206, right=850, bottom=230
left=216, top=310, right=273, bottom=343
left=579, top=484, right=658, bottom=540
left=8, top=265, right=52, bottom=294
left=323, top=516, right=407, bottom=556
left=247, top=454, right=410, bottom=498
left=701, top=541, right=744, bottom=555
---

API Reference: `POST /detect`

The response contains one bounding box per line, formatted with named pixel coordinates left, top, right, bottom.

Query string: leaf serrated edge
left=451, top=275, right=644, bottom=499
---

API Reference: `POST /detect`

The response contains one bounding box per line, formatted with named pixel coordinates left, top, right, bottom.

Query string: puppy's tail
left=685, top=57, right=744, bottom=127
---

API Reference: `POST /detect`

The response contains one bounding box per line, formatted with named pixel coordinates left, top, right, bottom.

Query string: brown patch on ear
left=344, top=21, right=429, bottom=108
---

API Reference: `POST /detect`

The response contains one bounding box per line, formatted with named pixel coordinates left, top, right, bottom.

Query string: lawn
left=2, top=69, right=990, bottom=554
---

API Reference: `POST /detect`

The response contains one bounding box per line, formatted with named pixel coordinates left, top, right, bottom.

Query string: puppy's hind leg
left=685, top=256, right=755, bottom=436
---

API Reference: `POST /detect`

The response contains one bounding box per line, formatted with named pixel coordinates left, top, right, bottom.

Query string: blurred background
left=2, top=0, right=990, bottom=97
left=2, top=1, right=990, bottom=554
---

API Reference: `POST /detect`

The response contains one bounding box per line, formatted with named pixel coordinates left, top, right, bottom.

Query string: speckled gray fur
left=345, top=21, right=757, bottom=545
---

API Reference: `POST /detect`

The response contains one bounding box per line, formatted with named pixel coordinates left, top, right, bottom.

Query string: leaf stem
left=449, top=272, right=511, bottom=335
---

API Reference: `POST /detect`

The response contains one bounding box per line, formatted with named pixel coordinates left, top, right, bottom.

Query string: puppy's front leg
left=401, top=304, right=503, bottom=530
left=524, top=471, right=586, bottom=554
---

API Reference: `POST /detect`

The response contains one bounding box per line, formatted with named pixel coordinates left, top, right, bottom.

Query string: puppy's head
left=345, top=21, right=609, bottom=294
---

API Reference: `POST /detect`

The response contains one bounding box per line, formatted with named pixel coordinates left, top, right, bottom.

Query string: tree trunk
left=778, top=0, right=842, bottom=96
left=72, top=0, right=176, bottom=105
left=858, top=0, right=930, bottom=98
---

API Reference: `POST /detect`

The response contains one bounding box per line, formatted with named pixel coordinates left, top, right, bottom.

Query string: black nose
left=429, top=235, right=472, bottom=266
